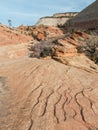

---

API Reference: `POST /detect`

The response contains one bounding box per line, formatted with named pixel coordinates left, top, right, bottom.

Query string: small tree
left=8, top=19, right=12, bottom=27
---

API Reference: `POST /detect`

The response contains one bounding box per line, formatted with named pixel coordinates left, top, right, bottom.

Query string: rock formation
left=0, top=47, right=98, bottom=130
left=53, top=12, right=78, bottom=17
left=0, top=24, right=32, bottom=61
left=17, top=25, right=65, bottom=41
left=0, top=24, right=32, bottom=46
left=29, top=30, right=98, bottom=64
left=36, top=12, right=78, bottom=26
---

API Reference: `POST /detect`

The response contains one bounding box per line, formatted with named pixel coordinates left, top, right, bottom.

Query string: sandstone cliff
left=53, top=12, right=78, bottom=17
left=36, top=12, right=78, bottom=26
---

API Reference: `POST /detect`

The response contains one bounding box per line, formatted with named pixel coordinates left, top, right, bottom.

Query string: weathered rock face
left=71, top=0, right=98, bottom=30
left=17, top=25, right=65, bottom=41
left=0, top=24, right=32, bottom=46
left=0, top=55, right=98, bottom=130
left=36, top=12, right=78, bottom=26
left=0, top=24, right=33, bottom=61
left=31, top=25, right=64, bottom=40
left=36, top=17, right=70, bottom=27
left=0, top=43, right=29, bottom=61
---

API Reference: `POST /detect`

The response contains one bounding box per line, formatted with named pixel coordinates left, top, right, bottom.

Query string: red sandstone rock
left=0, top=56, right=98, bottom=130
left=17, top=25, right=64, bottom=41
left=0, top=24, right=32, bottom=46
left=29, top=31, right=90, bottom=59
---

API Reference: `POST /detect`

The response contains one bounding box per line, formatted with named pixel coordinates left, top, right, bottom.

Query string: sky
left=0, top=0, right=95, bottom=27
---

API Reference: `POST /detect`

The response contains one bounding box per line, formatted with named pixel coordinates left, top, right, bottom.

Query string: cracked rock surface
left=0, top=57, right=98, bottom=130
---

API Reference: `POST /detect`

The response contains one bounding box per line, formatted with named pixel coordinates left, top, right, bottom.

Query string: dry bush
left=77, top=37, right=98, bottom=64
left=28, top=41, right=55, bottom=58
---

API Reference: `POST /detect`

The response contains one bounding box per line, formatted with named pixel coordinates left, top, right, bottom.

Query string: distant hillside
left=71, top=0, right=98, bottom=30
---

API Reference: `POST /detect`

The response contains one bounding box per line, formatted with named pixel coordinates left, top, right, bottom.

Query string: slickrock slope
left=0, top=24, right=32, bottom=46
left=0, top=55, right=98, bottom=130
left=0, top=14, right=98, bottom=129
left=72, top=0, right=98, bottom=29
left=0, top=43, right=29, bottom=61
left=0, top=29, right=98, bottom=130
left=0, top=24, right=33, bottom=61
